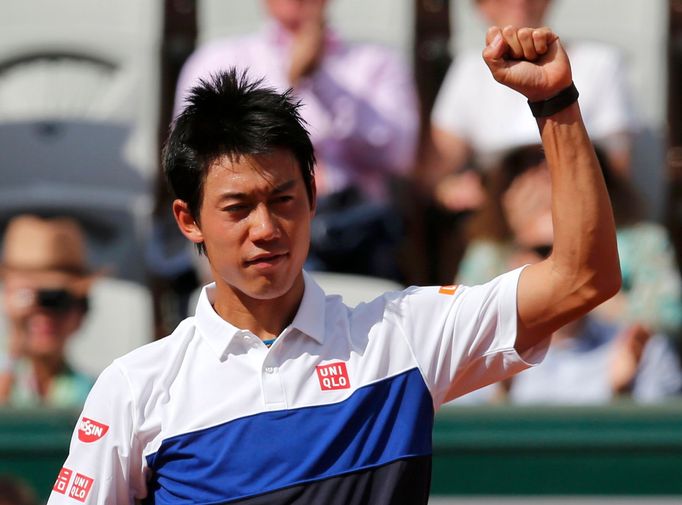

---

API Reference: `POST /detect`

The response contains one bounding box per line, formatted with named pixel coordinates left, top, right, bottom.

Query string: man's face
left=476, top=0, right=551, bottom=28
left=2, top=271, right=86, bottom=359
left=264, top=0, right=328, bottom=32
left=196, top=149, right=314, bottom=302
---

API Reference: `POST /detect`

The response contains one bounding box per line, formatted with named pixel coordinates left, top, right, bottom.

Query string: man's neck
left=212, top=275, right=305, bottom=341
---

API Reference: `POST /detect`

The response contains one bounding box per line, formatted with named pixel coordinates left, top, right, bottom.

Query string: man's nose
left=249, top=204, right=281, bottom=242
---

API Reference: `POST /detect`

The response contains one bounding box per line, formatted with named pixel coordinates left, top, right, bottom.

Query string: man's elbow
left=579, top=264, right=622, bottom=309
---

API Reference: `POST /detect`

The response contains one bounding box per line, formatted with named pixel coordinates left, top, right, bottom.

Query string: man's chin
left=239, top=271, right=302, bottom=301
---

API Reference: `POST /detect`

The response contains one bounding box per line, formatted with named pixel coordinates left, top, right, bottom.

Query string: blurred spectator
left=0, top=475, right=38, bottom=505
left=0, top=215, right=95, bottom=407
left=458, top=144, right=682, bottom=339
left=172, top=0, right=419, bottom=280
left=504, top=244, right=681, bottom=404
left=451, top=144, right=682, bottom=404
left=506, top=313, right=682, bottom=404
left=427, top=0, right=637, bottom=214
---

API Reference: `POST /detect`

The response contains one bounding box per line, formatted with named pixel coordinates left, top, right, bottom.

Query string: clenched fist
left=482, top=25, right=572, bottom=103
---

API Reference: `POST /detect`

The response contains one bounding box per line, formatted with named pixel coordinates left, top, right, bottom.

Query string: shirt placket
left=238, top=329, right=288, bottom=410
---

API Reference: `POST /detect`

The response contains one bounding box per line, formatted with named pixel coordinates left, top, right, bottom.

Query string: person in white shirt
left=427, top=0, right=637, bottom=213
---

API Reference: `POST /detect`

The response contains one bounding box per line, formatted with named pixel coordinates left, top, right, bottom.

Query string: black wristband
left=528, top=82, right=579, bottom=118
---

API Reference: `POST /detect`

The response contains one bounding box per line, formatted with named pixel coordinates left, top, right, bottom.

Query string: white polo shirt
left=47, top=267, right=544, bottom=505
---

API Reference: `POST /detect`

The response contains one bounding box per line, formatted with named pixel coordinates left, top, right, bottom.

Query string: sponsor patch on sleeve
left=68, top=473, right=94, bottom=503
left=438, top=285, right=458, bottom=295
left=53, top=467, right=73, bottom=495
left=316, top=362, right=351, bottom=391
left=78, top=417, right=109, bottom=443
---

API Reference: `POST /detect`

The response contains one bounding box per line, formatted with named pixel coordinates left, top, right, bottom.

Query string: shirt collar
left=291, top=270, right=326, bottom=344
left=194, top=271, right=327, bottom=359
left=194, top=284, right=243, bottom=358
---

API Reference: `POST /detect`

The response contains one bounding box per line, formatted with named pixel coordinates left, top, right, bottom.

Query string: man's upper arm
left=47, top=363, right=143, bottom=505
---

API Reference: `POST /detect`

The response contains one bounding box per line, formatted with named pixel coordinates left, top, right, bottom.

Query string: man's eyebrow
left=217, top=179, right=297, bottom=201
left=272, top=179, right=297, bottom=194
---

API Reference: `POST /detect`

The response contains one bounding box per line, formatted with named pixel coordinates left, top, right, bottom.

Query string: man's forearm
left=514, top=101, right=621, bottom=353
left=539, top=101, right=620, bottom=294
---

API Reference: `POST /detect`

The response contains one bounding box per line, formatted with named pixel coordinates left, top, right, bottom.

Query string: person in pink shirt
left=174, top=0, right=419, bottom=279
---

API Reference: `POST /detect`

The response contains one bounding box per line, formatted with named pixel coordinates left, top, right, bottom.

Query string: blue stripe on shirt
left=145, top=367, right=434, bottom=504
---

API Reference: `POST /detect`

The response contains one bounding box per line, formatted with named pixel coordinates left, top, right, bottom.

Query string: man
left=47, top=25, right=620, bottom=504
left=173, top=0, right=419, bottom=278
left=0, top=215, right=95, bottom=407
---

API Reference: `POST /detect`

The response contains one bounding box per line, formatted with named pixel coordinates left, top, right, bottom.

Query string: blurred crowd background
left=1, top=0, right=682, bottom=501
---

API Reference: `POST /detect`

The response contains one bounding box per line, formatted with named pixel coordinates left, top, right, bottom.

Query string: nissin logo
left=78, top=417, right=109, bottom=443
left=316, top=362, right=351, bottom=391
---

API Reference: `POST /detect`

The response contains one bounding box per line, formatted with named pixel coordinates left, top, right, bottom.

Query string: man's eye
left=224, top=204, right=249, bottom=213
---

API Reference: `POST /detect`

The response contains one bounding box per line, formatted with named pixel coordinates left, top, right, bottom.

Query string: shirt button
left=264, top=367, right=275, bottom=374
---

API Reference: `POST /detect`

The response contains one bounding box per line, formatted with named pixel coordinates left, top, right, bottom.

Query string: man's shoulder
left=111, top=317, right=197, bottom=379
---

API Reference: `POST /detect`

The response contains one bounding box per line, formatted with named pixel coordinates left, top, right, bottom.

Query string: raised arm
left=482, top=25, right=621, bottom=354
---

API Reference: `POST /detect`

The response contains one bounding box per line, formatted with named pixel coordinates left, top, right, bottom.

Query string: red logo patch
left=53, top=467, right=72, bottom=495
left=316, top=362, right=351, bottom=391
left=78, top=417, right=109, bottom=443
left=69, top=473, right=94, bottom=503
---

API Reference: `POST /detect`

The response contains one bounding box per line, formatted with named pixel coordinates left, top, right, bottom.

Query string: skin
left=173, top=149, right=316, bottom=341
left=482, top=25, right=621, bottom=354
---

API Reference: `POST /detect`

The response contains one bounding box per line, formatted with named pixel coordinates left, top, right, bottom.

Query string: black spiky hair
left=163, top=68, right=316, bottom=223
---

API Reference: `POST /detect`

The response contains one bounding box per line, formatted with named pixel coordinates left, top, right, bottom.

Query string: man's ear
left=172, top=199, right=204, bottom=245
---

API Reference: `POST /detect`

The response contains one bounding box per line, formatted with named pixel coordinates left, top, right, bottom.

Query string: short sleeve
left=398, top=267, right=548, bottom=408
left=46, top=363, right=146, bottom=505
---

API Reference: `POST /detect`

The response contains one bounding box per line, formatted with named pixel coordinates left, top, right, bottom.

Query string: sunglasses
left=35, top=289, right=89, bottom=313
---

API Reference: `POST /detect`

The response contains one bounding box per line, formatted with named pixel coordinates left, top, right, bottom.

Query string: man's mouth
left=244, top=252, right=288, bottom=267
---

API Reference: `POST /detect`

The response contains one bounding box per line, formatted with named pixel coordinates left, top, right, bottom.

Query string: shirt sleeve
left=397, top=267, right=548, bottom=408
left=46, top=362, right=146, bottom=505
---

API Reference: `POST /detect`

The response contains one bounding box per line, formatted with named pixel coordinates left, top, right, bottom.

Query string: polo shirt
left=47, top=267, right=544, bottom=505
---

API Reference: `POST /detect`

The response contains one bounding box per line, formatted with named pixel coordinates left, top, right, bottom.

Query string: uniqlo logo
left=316, top=362, right=351, bottom=391
left=78, top=417, right=109, bottom=443
left=68, top=473, right=94, bottom=503
left=53, top=467, right=72, bottom=495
